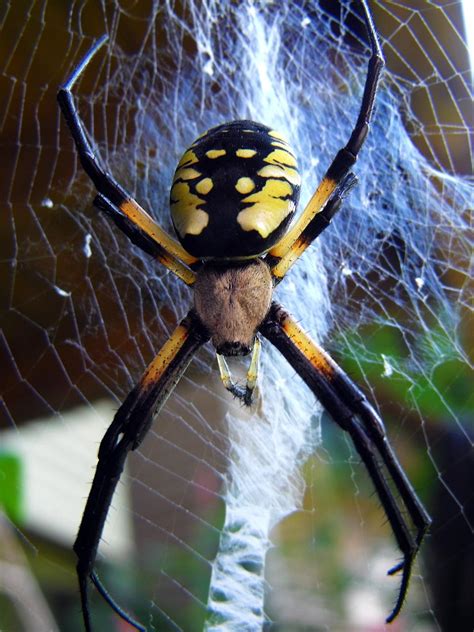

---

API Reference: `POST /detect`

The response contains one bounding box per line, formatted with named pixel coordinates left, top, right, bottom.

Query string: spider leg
left=94, top=194, right=196, bottom=285
left=266, top=0, right=384, bottom=281
left=335, top=397, right=431, bottom=553
left=259, top=303, right=431, bottom=623
left=57, top=37, right=198, bottom=283
left=74, top=311, right=209, bottom=632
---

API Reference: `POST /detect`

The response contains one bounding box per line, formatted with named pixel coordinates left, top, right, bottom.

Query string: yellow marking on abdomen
left=170, top=182, right=209, bottom=237
left=258, top=164, right=301, bottom=186
left=235, top=177, right=255, bottom=194
left=265, top=148, right=297, bottom=167
left=269, top=130, right=289, bottom=142
left=237, top=179, right=294, bottom=237
left=262, top=179, right=293, bottom=198
left=269, top=175, right=337, bottom=259
left=271, top=140, right=291, bottom=149
left=196, top=178, right=214, bottom=194
left=236, top=149, right=257, bottom=158
left=174, top=167, right=201, bottom=180
left=206, top=149, right=226, bottom=159
left=177, top=149, right=198, bottom=168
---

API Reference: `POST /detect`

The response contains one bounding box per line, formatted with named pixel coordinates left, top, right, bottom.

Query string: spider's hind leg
left=73, top=312, right=209, bottom=631
left=260, top=302, right=431, bottom=623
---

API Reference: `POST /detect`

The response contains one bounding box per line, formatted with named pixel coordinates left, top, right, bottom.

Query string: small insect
left=57, top=2, right=431, bottom=630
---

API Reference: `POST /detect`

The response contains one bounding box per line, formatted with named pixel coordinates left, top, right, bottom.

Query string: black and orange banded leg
left=57, top=36, right=198, bottom=286
left=260, top=303, right=431, bottom=623
left=74, top=311, right=210, bottom=632
left=266, top=0, right=384, bottom=282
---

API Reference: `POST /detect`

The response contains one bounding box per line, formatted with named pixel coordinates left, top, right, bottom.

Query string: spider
left=57, top=2, right=431, bottom=630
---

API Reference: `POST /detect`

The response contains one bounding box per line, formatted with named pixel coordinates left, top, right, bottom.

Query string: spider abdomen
left=170, top=120, right=301, bottom=260
left=193, top=259, right=273, bottom=355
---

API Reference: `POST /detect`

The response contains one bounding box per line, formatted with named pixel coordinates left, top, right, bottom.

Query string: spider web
left=0, top=1, right=472, bottom=631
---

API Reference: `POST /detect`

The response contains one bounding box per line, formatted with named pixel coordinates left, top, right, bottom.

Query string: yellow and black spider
left=57, top=2, right=431, bottom=630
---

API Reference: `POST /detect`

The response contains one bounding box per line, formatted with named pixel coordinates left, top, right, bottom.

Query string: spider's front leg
left=260, top=302, right=431, bottom=623
left=75, top=312, right=209, bottom=632
left=57, top=36, right=198, bottom=286
left=265, top=0, right=384, bottom=282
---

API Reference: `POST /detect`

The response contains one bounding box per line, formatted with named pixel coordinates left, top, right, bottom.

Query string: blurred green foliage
left=334, top=322, right=473, bottom=424
left=0, top=451, right=23, bottom=523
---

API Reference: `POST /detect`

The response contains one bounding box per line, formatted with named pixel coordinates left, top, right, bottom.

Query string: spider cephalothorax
left=194, top=258, right=273, bottom=356
left=57, top=2, right=431, bottom=631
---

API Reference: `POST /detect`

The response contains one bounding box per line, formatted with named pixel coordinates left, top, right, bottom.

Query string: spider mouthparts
left=216, top=341, right=251, bottom=356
